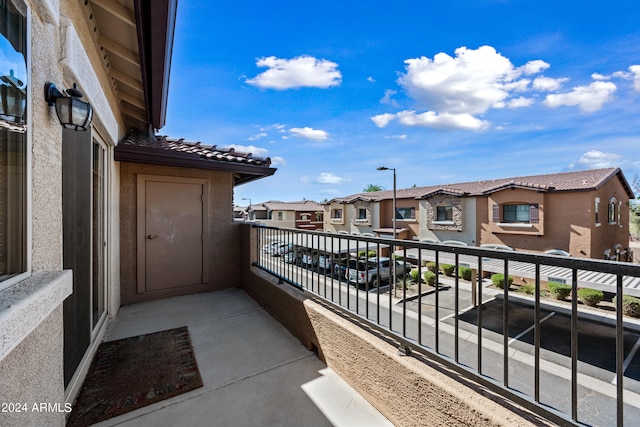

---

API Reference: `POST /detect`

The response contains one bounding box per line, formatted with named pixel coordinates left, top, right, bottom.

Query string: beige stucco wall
left=0, top=305, right=67, bottom=427
left=119, top=162, right=241, bottom=305
left=0, top=0, right=127, bottom=421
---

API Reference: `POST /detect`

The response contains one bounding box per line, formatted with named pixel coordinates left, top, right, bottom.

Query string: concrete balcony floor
left=94, top=288, right=393, bottom=427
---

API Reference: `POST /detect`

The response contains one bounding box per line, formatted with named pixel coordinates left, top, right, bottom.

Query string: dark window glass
left=436, top=206, right=453, bottom=221
left=503, top=204, right=530, bottom=223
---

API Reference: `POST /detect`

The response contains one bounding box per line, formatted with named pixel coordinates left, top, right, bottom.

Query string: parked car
left=317, top=253, right=349, bottom=276
left=345, top=257, right=411, bottom=286
left=544, top=248, right=571, bottom=257
left=300, top=249, right=320, bottom=267
left=262, top=240, right=284, bottom=254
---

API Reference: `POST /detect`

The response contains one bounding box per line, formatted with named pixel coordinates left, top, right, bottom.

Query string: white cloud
left=288, top=127, right=329, bottom=141
left=518, top=59, right=550, bottom=75
left=221, top=144, right=269, bottom=158
left=573, top=150, right=622, bottom=169
left=245, top=55, right=341, bottom=90
left=373, top=110, right=488, bottom=131
left=316, top=172, right=348, bottom=185
left=532, top=76, right=568, bottom=91
left=380, top=89, right=399, bottom=107
left=270, top=156, right=286, bottom=166
left=247, top=132, right=268, bottom=141
left=367, top=76, right=376, bottom=83
left=630, top=65, right=640, bottom=91
left=371, top=113, right=396, bottom=128
left=397, top=45, right=543, bottom=116
left=543, top=81, right=616, bottom=113
left=385, top=134, right=407, bottom=139
left=507, top=97, right=534, bottom=108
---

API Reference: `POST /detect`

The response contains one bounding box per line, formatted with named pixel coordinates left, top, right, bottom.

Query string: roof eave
left=134, top=0, right=177, bottom=130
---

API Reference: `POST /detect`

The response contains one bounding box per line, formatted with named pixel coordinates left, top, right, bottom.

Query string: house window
left=608, top=198, right=617, bottom=224
left=314, top=212, right=322, bottom=222
left=503, top=204, right=533, bottom=223
left=300, top=213, right=311, bottom=221
left=357, top=208, right=367, bottom=220
left=595, top=197, right=600, bottom=224
left=277, top=212, right=283, bottom=220
left=436, top=206, right=452, bottom=221
left=396, top=207, right=415, bottom=220
left=618, top=200, right=622, bottom=226
left=331, top=208, right=342, bottom=219
left=0, top=0, right=28, bottom=287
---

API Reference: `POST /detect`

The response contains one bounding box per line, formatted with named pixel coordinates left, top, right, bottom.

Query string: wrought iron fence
left=253, top=224, right=640, bottom=426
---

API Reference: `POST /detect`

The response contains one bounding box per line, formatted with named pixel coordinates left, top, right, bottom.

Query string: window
left=503, top=204, right=531, bottom=223
left=300, top=213, right=311, bottom=221
left=608, top=198, right=616, bottom=224
left=277, top=212, right=283, bottom=220
left=595, top=197, right=600, bottom=224
left=357, top=208, right=367, bottom=220
left=436, top=206, right=452, bottom=221
left=314, top=212, right=322, bottom=222
left=331, top=208, right=342, bottom=219
left=0, top=0, right=28, bottom=286
left=396, top=207, right=415, bottom=220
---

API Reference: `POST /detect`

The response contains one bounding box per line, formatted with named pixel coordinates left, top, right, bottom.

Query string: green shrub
left=423, top=270, right=436, bottom=286
left=426, top=262, right=437, bottom=272
left=357, top=250, right=377, bottom=258
left=548, top=282, right=572, bottom=300
left=441, top=264, right=455, bottom=277
left=577, top=288, right=604, bottom=307
left=458, top=266, right=472, bottom=281
left=491, top=274, right=513, bottom=289
left=410, top=269, right=420, bottom=282
left=613, top=295, right=640, bottom=318
left=517, top=284, right=537, bottom=295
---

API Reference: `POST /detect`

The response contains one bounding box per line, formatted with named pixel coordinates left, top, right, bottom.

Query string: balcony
left=251, top=224, right=640, bottom=426
left=93, top=288, right=392, bottom=426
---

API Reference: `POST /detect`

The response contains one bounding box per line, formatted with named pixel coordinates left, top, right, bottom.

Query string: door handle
left=147, top=234, right=158, bottom=240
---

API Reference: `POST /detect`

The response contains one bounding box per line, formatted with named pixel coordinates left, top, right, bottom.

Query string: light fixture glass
left=45, top=82, right=93, bottom=131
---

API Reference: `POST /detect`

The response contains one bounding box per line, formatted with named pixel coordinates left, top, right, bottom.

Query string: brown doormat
left=67, top=326, right=203, bottom=426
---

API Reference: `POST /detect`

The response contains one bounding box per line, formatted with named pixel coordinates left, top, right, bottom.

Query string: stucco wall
left=0, top=305, right=67, bottom=427
left=119, top=162, right=241, bottom=305
left=419, top=198, right=477, bottom=244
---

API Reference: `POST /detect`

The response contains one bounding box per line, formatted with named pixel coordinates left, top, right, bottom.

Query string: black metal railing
left=253, top=224, right=640, bottom=426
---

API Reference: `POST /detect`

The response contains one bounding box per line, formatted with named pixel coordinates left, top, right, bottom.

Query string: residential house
left=257, top=200, right=324, bottom=229
left=325, top=168, right=633, bottom=259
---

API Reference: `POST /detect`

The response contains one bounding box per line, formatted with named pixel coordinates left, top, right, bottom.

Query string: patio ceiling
left=81, top=0, right=177, bottom=131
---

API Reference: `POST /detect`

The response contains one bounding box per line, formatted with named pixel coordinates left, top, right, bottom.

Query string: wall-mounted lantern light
left=44, top=82, right=93, bottom=131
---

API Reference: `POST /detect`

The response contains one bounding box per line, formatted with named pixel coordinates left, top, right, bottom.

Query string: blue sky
left=162, top=0, right=640, bottom=204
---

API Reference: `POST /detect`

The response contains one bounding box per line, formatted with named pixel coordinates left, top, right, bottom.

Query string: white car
left=345, top=257, right=411, bottom=286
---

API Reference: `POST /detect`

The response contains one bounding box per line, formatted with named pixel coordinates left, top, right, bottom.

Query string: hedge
left=458, top=266, right=472, bottom=281
left=577, top=288, right=604, bottom=307
left=613, top=295, right=640, bottom=318
left=423, top=270, right=436, bottom=286
left=548, top=282, right=572, bottom=300
left=441, top=264, right=455, bottom=277
left=491, top=273, right=513, bottom=289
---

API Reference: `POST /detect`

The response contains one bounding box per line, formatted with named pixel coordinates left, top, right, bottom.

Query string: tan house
left=260, top=200, right=324, bottom=229
left=324, top=168, right=633, bottom=259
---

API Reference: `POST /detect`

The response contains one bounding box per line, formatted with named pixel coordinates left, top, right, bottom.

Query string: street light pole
left=377, top=166, right=397, bottom=295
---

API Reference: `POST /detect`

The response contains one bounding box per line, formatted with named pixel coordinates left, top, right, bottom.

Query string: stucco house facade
left=256, top=200, right=324, bottom=229
left=324, top=168, right=633, bottom=260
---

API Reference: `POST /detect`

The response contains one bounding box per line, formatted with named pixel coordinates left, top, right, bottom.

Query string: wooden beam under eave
left=98, top=35, right=140, bottom=68
left=119, top=91, right=145, bottom=109
left=121, top=105, right=147, bottom=123
left=110, top=68, right=143, bottom=93
left=90, top=0, right=135, bottom=27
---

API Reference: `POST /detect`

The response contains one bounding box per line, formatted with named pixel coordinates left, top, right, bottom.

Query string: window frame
left=502, top=204, right=531, bottom=224
left=357, top=207, right=367, bottom=220
left=608, top=198, right=617, bottom=225
left=435, top=205, right=453, bottom=222
left=331, top=208, right=343, bottom=219
left=395, top=207, right=415, bottom=220
left=0, top=0, right=31, bottom=292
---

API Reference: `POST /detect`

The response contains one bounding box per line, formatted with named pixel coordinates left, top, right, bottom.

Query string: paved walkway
left=94, top=288, right=392, bottom=427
